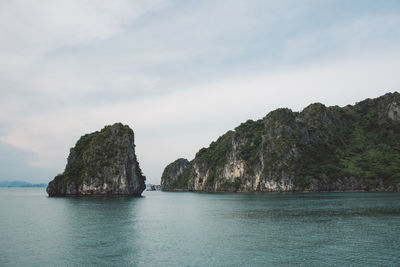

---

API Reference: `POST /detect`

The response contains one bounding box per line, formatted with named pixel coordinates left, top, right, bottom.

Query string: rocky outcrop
left=47, top=123, right=146, bottom=196
left=160, top=158, right=190, bottom=191
left=161, top=92, right=400, bottom=192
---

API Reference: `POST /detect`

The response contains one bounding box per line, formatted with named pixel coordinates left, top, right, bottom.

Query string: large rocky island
left=161, top=92, right=400, bottom=192
left=47, top=123, right=146, bottom=196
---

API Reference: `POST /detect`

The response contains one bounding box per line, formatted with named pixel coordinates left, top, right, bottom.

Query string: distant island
left=47, top=123, right=146, bottom=197
left=146, top=184, right=161, bottom=191
left=0, top=181, right=47, bottom=188
left=161, top=92, right=400, bottom=192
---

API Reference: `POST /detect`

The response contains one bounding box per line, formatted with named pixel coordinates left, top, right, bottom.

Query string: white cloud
left=1, top=1, right=400, bottom=183
left=0, top=0, right=169, bottom=72
left=1, top=50, right=399, bottom=182
left=282, top=13, right=400, bottom=63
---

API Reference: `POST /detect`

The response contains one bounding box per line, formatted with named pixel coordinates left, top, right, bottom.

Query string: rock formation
left=161, top=158, right=189, bottom=191
left=161, top=92, right=400, bottom=192
left=47, top=123, right=146, bottom=196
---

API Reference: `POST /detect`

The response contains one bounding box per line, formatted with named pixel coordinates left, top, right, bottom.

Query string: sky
left=1, top=0, right=400, bottom=184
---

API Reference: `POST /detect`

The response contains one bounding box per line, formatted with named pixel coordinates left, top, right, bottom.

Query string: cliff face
left=47, top=123, right=146, bottom=196
left=161, top=158, right=189, bottom=191
left=161, top=92, right=400, bottom=192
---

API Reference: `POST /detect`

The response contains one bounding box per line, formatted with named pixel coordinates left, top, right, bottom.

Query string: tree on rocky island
left=47, top=123, right=146, bottom=197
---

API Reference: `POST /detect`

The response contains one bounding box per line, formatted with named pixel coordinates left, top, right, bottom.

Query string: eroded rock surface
left=161, top=92, right=400, bottom=192
left=47, top=123, right=146, bottom=196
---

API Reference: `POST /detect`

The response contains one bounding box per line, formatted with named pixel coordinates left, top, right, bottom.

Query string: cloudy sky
left=1, top=0, right=400, bottom=184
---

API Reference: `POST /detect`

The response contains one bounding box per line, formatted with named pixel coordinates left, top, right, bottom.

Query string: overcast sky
left=1, top=0, right=400, bottom=184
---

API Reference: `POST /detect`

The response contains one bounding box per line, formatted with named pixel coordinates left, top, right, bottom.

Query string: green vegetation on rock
left=47, top=123, right=146, bottom=196
left=161, top=92, right=400, bottom=192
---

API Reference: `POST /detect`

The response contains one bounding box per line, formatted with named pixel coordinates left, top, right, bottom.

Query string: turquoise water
left=0, top=188, right=399, bottom=266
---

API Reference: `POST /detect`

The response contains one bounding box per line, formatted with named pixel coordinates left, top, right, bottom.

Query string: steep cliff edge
left=47, top=123, right=146, bottom=196
left=161, top=92, right=400, bottom=192
left=161, top=158, right=189, bottom=191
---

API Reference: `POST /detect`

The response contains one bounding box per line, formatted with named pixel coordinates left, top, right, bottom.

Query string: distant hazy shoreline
left=0, top=181, right=47, bottom=188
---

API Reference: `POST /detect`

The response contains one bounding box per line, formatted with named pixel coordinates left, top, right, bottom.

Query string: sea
left=0, top=188, right=399, bottom=266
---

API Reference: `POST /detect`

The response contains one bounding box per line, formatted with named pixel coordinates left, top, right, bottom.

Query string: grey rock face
left=160, top=158, right=190, bottom=191
left=47, top=123, right=146, bottom=196
left=161, top=92, right=400, bottom=193
left=388, top=102, right=400, bottom=121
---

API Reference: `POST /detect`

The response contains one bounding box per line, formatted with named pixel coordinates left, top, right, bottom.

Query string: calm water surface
left=0, top=188, right=399, bottom=266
